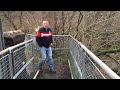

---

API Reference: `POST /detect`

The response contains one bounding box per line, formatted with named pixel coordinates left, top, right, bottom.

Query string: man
left=36, top=20, right=55, bottom=73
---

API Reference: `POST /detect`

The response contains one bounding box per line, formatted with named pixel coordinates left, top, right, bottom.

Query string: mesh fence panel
left=13, top=58, right=35, bottom=79
left=0, top=39, right=36, bottom=79
left=0, top=53, right=11, bottom=79
left=69, top=36, right=106, bottom=79
left=13, top=42, right=35, bottom=79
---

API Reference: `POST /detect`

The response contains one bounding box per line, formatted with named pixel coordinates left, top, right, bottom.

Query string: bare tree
left=3, top=11, right=18, bottom=30
left=2, top=11, right=23, bottom=30
left=75, top=11, right=83, bottom=38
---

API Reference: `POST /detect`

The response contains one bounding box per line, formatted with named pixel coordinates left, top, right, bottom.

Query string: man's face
left=43, top=21, right=49, bottom=28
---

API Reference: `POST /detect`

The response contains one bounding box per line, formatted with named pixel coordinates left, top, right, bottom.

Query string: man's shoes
left=49, top=68, right=56, bottom=73
left=39, top=69, right=43, bottom=73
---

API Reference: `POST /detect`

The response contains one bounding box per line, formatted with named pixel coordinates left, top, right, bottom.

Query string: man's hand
left=50, top=43, right=53, bottom=46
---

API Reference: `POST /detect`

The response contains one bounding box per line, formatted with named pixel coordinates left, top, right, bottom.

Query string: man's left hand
left=50, top=43, right=53, bottom=46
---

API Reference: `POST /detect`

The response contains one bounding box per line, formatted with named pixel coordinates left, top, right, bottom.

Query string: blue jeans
left=38, top=46, right=54, bottom=70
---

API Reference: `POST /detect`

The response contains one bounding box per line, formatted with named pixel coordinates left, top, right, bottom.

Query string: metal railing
left=26, top=34, right=71, bottom=79
left=69, top=35, right=120, bottom=79
left=0, top=39, right=35, bottom=79
left=26, top=34, right=120, bottom=79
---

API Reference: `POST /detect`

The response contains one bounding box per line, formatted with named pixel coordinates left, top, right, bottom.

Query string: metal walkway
left=34, top=61, right=57, bottom=79
left=35, top=70, right=57, bottom=79
left=0, top=34, right=120, bottom=79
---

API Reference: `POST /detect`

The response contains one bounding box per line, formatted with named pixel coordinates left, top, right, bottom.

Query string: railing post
left=82, top=48, right=88, bottom=79
left=31, top=41, right=35, bottom=75
left=0, top=18, right=5, bottom=51
left=8, top=48, right=15, bottom=79
left=80, top=48, right=86, bottom=79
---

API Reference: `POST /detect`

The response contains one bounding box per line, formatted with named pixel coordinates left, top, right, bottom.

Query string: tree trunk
left=96, top=48, right=120, bottom=56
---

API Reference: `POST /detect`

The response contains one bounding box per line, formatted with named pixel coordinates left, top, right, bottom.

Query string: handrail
left=0, top=39, right=33, bottom=56
left=26, top=34, right=69, bottom=37
left=69, top=35, right=120, bottom=79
